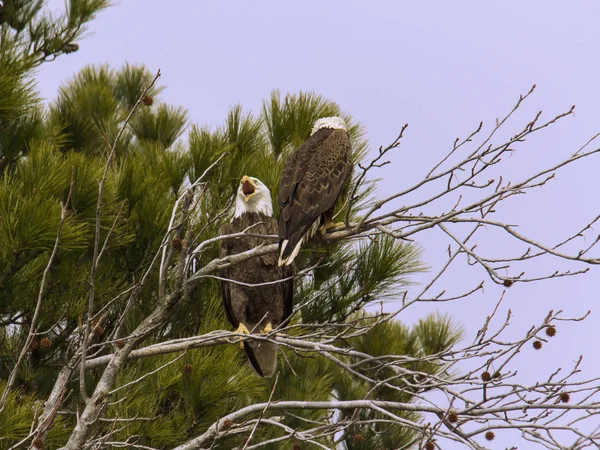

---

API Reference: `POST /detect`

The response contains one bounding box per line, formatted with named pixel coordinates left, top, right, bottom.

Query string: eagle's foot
left=320, top=221, right=345, bottom=235
left=261, top=322, right=273, bottom=334
left=236, top=323, right=250, bottom=348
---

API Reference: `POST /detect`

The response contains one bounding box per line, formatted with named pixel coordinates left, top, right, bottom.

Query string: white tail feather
left=278, top=240, right=288, bottom=267
left=278, top=239, right=302, bottom=266
left=278, top=220, right=322, bottom=266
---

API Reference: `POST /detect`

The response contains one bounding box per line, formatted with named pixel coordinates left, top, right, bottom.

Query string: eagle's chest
left=229, top=258, right=283, bottom=317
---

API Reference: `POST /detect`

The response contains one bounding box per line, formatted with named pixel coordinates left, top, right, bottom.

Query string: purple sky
left=39, top=1, right=600, bottom=448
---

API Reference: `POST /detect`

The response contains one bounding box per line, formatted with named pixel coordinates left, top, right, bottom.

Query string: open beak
left=241, top=175, right=256, bottom=202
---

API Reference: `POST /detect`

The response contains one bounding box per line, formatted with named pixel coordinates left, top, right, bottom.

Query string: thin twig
left=242, top=372, right=280, bottom=450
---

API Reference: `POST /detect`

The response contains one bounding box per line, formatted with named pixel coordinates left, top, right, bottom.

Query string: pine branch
left=60, top=131, right=225, bottom=450
left=80, top=69, right=162, bottom=402
left=159, top=153, right=228, bottom=294
left=0, top=171, right=74, bottom=412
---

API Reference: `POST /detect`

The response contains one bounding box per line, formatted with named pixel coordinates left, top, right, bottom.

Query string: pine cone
left=485, top=431, right=495, bottom=441
left=424, top=441, right=435, bottom=450
left=40, top=338, right=52, bottom=349
left=171, top=237, right=182, bottom=250
left=116, top=339, right=125, bottom=349
left=94, top=324, right=105, bottom=337
left=183, top=363, right=193, bottom=374
left=352, top=434, right=364, bottom=442
left=481, top=371, right=491, bottom=382
left=533, top=340, right=542, bottom=350
left=62, top=43, right=79, bottom=54
left=142, top=95, right=154, bottom=106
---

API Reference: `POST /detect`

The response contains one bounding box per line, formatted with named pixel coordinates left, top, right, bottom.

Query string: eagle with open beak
left=218, top=175, right=294, bottom=377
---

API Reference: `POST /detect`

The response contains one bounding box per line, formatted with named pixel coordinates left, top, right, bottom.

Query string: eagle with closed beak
left=219, top=176, right=293, bottom=377
left=278, top=116, right=353, bottom=266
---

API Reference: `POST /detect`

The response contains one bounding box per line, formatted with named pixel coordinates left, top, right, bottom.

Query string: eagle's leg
left=261, top=322, right=273, bottom=333
left=236, top=322, right=250, bottom=348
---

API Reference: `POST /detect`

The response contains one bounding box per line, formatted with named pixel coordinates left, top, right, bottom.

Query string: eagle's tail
left=278, top=220, right=320, bottom=266
left=278, top=239, right=302, bottom=267
left=243, top=340, right=278, bottom=378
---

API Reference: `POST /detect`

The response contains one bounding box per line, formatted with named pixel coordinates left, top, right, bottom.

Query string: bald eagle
left=219, top=176, right=293, bottom=377
left=278, top=117, right=353, bottom=266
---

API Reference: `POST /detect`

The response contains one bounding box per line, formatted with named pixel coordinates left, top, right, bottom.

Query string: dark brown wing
left=219, top=222, right=238, bottom=328
left=278, top=128, right=352, bottom=260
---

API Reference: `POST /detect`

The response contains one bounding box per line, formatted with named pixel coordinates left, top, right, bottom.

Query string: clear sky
left=38, top=1, right=600, bottom=448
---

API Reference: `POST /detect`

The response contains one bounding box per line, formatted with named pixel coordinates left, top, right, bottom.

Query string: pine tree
left=0, top=4, right=462, bottom=448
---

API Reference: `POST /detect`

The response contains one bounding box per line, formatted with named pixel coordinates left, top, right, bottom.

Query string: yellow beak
left=241, top=175, right=256, bottom=202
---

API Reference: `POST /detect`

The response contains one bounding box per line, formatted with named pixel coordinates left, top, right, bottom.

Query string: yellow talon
left=320, top=221, right=345, bottom=235
left=236, top=323, right=250, bottom=348
left=262, top=322, right=273, bottom=334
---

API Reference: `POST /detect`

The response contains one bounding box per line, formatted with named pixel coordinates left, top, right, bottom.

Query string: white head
left=311, top=116, right=347, bottom=136
left=234, top=175, right=274, bottom=219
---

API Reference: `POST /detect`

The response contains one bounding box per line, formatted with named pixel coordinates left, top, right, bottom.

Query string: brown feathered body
left=220, top=212, right=293, bottom=377
left=278, top=126, right=353, bottom=265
